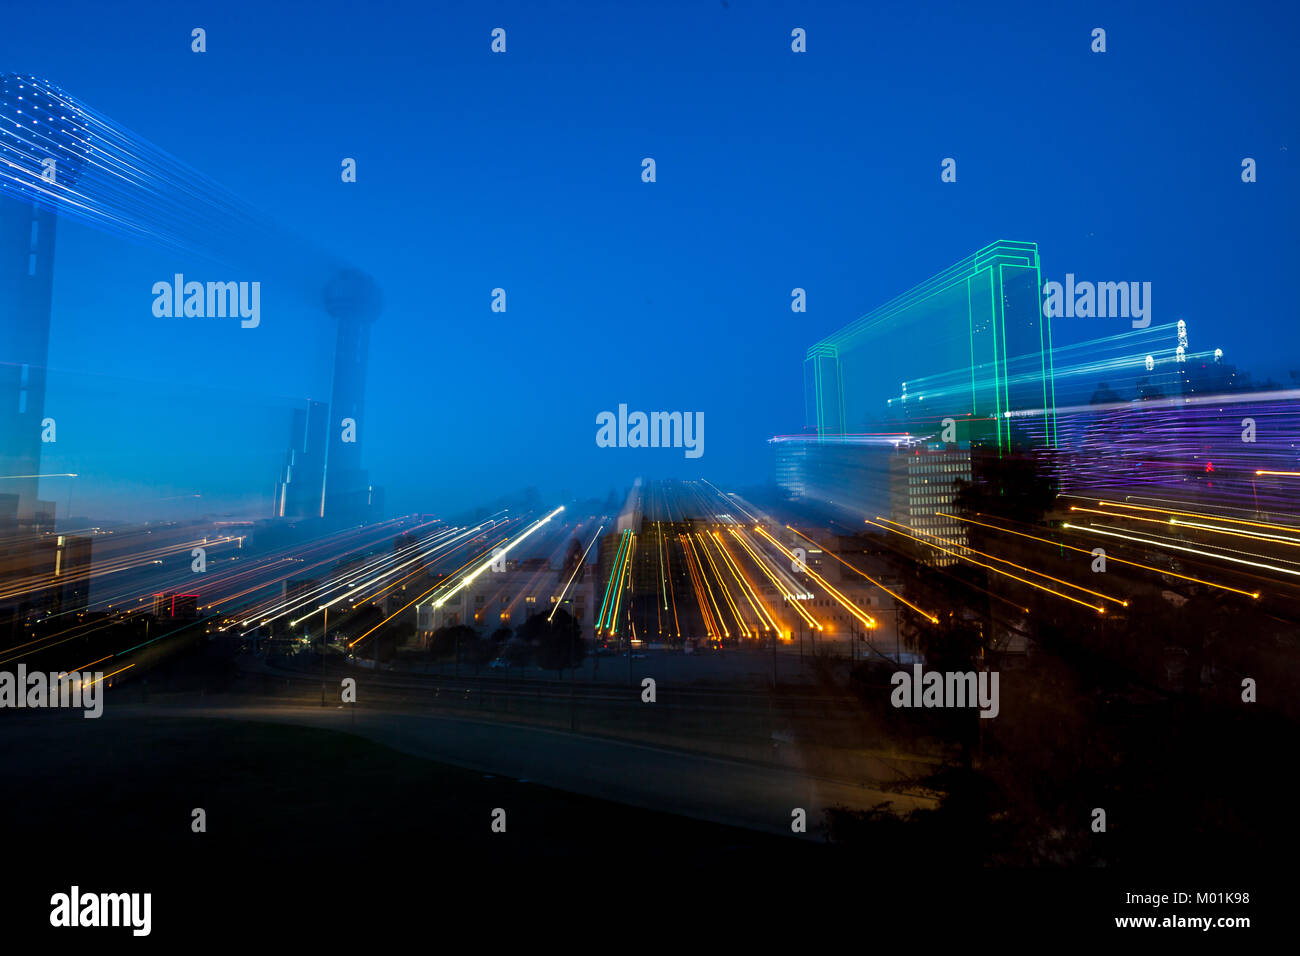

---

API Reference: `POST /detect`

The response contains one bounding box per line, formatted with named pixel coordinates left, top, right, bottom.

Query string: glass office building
left=804, top=240, right=1058, bottom=451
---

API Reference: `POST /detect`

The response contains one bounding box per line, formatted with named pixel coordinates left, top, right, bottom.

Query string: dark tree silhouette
left=429, top=624, right=476, bottom=661
left=952, top=449, right=1058, bottom=527
left=522, top=609, right=586, bottom=676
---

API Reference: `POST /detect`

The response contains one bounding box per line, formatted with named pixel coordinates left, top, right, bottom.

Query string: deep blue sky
left=3, top=0, right=1296, bottom=521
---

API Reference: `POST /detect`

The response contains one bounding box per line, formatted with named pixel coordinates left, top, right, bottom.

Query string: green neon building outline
left=802, top=240, right=1058, bottom=451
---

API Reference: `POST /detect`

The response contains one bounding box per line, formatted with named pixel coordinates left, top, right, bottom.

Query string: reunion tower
left=0, top=72, right=383, bottom=527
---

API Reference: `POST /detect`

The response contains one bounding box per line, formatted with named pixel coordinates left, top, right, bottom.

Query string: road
left=112, top=700, right=936, bottom=835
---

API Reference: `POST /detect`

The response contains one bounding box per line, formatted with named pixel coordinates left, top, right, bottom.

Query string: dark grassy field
left=3, top=712, right=832, bottom=938
left=2, top=711, right=1280, bottom=940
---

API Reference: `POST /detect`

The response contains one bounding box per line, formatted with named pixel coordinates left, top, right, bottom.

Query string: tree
left=952, top=448, right=1058, bottom=527
left=429, top=624, right=476, bottom=662
left=501, top=637, right=534, bottom=669
left=463, top=634, right=497, bottom=674
left=372, top=616, right=414, bottom=662
left=523, top=609, right=586, bottom=676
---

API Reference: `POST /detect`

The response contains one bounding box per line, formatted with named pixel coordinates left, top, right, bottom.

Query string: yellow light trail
left=755, top=526, right=876, bottom=628
left=1076, top=505, right=1300, bottom=550
left=1063, top=523, right=1300, bottom=579
left=711, top=531, right=779, bottom=634
left=59, top=655, right=114, bottom=678
left=696, top=535, right=748, bottom=639
left=1255, top=470, right=1300, bottom=477
left=657, top=522, right=669, bottom=610
left=786, top=525, right=937, bottom=623
left=664, top=527, right=681, bottom=638
left=681, top=538, right=712, bottom=634
left=938, top=512, right=1259, bottom=599
left=1170, top=518, right=1300, bottom=547
left=654, top=525, right=664, bottom=636
left=85, top=663, right=134, bottom=687
left=712, top=530, right=769, bottom=634
left=695, top=532, right=750, bottom=637
left=681, top=533, right=720, bottom=639
left=683, top=533, right=728, bottom=638
left=865, top=518, right=1106, bottom=613
left=1095, top=500, right=1300, bottom=535
left=876, top=516, right=1128, bottom=607
left=726, top=528, right=820, bottom=634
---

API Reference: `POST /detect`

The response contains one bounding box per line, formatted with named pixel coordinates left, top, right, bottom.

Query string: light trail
left=344, top=520, right=522, bottom=650
left=84, top=663, right=134, bottom=687
left=786, top=525, right=938, bottom=623
left=428, top=507, right=566, bottom=611
left=754, top=526, right=876, bottom=628
left=0, top=533, right=243, bottom=603
left=1094, top=500, right=1300, bottom=535
left=264, top=527, right=466, bottom=631
left=607, top=534, right=636, bottom=637
left=680, top=533, right=720, bottom=639
left=549, top=523, right=603, bottom=622
left=706, top=531, right=763, bottom=636
left=285, top=526, right=470, bottom=627
left=726, top=528, right=821, bottom=634
left=57, top=655, right=114, bottom=679
left=684, top=533, right=728, bottom=638
left=865, top=518, right=1106, bottom=613
left=938, top=512, right=1259, bottom=599
left=695, top=532, right=750, bottom=637
left=874, top=517, right=1129, bottom=607
left=701, top=479, right=760, bottom=523
left=711, top=531, right=779, bottom=634
left=657, top=522, right=669, bottom=610
left=595, top=531, right=630, bottom=634
left=1075, top=505, right=1300, bottom=549
left=1063, top=523, right=1300, bottom=579
left=664, top=524, right=681, bottom=637
left=1169, top=519, right=1300, bottom=547
left=346, top=538, right=509, bottom=650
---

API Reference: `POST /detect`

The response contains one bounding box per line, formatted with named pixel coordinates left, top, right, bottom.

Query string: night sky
left=2, top=0, right=1295, bottom=521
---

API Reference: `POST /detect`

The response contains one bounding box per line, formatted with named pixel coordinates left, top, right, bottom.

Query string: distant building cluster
left=417, top=558, right=595, bottom=641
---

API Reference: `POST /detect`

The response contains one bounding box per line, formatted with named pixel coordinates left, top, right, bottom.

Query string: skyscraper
left=321, top=268, right=383, bottom=525
left=274, top=400, right=329, bottom=519
left=803, top=240, right=1058, bottom=450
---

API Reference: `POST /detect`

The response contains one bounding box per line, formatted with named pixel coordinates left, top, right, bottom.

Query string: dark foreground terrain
left=0, top=706, right=1281, bottom=940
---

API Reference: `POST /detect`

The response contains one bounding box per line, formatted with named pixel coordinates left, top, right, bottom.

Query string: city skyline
left=0, top=2, right=1292, bottom=939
